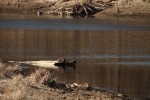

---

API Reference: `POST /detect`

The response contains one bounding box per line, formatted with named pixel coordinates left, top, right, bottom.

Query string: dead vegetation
left=0, top=0, right=150, bottom=17
left=114, top=0, right=150, bottom=17
left=0, top=62, right=54, bottom=100
left=0, top=62, right=22, bottom=79
left=30, top=68, right=53, bottom=84
left=92, top=0, right=150, bottom=17
left=0, top=61, right=131, bottom=100
left=0, top=0, right=115, bottom=16
left=46, top=1, right=102, bottom=16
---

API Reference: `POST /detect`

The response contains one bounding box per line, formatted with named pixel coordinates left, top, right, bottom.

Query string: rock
left=80, top=83, right=89, bottom=90
left=71, top=83, right=80, bottom=88
left=117, top=93, right=123, bottom=97
left=70, top=83, right=90, bottom=90
left=56, top=83, right=67, bottom=89
left=48, top=80, right=57, bottom=87
left=70, top=84, right=75, bottom=88
left=73, top=83, right=79, bottom=87
left=48, top=80, right=67, bottom=89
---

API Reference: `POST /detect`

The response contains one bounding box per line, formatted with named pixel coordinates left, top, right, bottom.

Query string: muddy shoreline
left=1, top=9, right=150, bottom=19
left=0, top=61, right=133, bottom=100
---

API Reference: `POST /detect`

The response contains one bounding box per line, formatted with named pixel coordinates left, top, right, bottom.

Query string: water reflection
left=0, top=19, right=150, bottom=30
left=0, top=26, right=150, bottom=99
left=104, top=62, right=150, bottom=66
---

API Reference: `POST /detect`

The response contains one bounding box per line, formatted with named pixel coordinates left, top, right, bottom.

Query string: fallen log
left=54, top=60, right=76, bottom=67
left=54, top=58, right=76, bottom=69
left=46, top=1, right=102, bottom=16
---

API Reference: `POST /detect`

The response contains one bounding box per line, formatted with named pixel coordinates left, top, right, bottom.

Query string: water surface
left=0, top=15, right=150, bottom=100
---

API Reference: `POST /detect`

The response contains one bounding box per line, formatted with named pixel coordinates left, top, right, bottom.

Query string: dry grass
left=0, top=63, right=22, bottom=79
left=117, top=0, right=150, bottom=15
left=29, top=68, right=53, bottom=84
left=0, top=62, right=130, bottom=100
left=0, top=75, right=52, bottom=100
left=0, top=62, right=54, bottom=100
left=118, top=0, right=150, bottom=6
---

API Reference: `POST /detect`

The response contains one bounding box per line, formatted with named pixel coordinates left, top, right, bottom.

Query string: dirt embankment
left=0, top=61, right=132, bottom=100
left=0, top=0, right=53, bottom=14
left=0, top=0, right=105, bottom=16
left=0, top=0, right=150, bottom=17
left=97, top=0, right=150, bottom=17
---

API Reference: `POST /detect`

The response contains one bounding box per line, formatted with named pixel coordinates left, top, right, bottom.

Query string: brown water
left=0, top=15, right=150, bottom=100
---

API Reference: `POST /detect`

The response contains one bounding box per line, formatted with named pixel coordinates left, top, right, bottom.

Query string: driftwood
left=38, top=0, right=117, bottom=16
left=46, top=1, right=102, bottom=16
left=72, top=3, right=100, bottom=15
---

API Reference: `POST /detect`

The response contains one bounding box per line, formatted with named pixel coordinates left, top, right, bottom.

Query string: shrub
left=0, top=63, right=22, bottom=79
left=29, top=68, right=53, bottom=85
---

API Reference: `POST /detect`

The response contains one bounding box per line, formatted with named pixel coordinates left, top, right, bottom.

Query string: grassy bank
left=0, top=62, right=53, bottom=99
left=0, top=61, right=131, bottom=100
left=95, top=0, right=150, bottom=18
